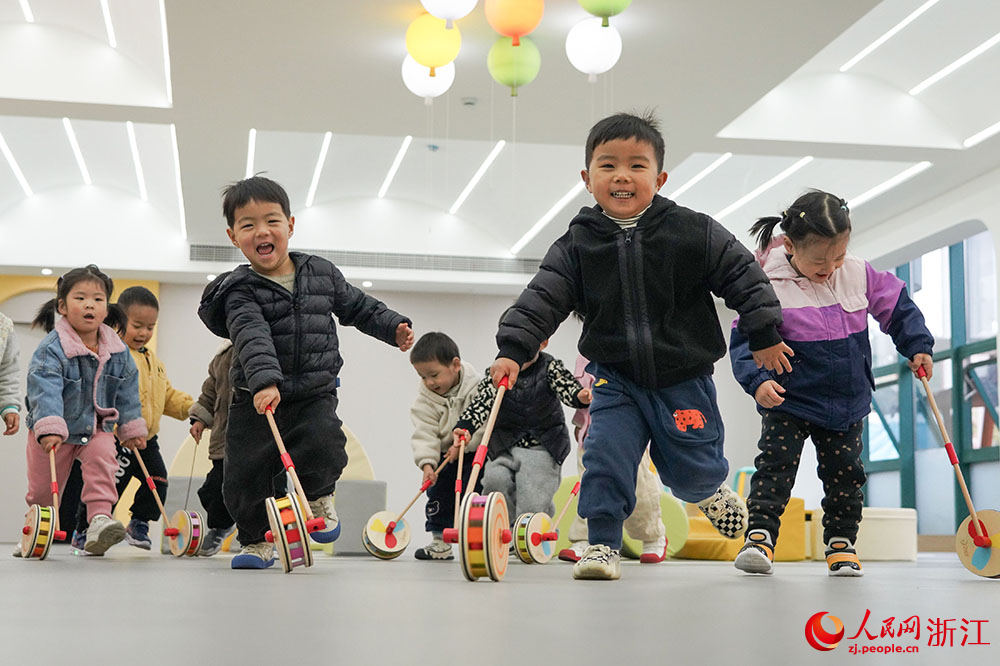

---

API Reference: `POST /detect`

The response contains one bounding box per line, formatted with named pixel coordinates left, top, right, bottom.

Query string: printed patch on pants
left=595, top=378, right=608, bottom=387
left=426, top=500, right=440, bottom=517
left=673, top=409, right=707, bottom=432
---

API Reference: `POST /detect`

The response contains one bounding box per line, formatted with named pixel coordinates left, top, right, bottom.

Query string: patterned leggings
left=747, top=412, right=866, bottom=545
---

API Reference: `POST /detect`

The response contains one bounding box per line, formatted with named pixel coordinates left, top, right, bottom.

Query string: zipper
left=291, top=272, right=300, bottom=395
left=619, top=227, right=649, bottom=384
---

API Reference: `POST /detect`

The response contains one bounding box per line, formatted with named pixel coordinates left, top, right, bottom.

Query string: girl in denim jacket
left=19, top=265, right=147, bottom=557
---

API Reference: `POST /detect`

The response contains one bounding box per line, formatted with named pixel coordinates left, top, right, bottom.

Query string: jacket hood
left=568, top=194, right=677, bottom=236
left=55, top=317, right=126, bottom=360
left=757, top=235, right=801, bottom=282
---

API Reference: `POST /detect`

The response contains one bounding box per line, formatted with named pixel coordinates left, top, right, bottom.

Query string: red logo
left=806, top=612, right=845, bottom=651
left=673, top=409, right=706, bottom=431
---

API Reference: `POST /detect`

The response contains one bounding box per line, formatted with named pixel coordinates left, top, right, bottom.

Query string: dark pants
left=748, top=411, right=866, bottom=545
left=225, top=391, right=347, bottom=545
left=75, top=435, right=168, bottom=531
left=61, top=461, right=84, bottom=534
left=198, top=458, right=234, bottom=530
left=424, top=450, right=483, bottom=534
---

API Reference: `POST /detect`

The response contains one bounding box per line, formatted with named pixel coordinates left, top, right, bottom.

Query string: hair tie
left=799, top=211, right=806, bottom=219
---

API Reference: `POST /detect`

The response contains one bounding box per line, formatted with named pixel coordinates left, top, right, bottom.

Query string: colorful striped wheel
left=362, top=510, right=411, bottom=560
left=458, top=492, right=510, bottom=582
left=20, top=504, right=55, bottom=560
left=514, top=511, right=555, bottom=564
left=955, top=509, right=1000, bottom=579
left=265, top=494, right=314, bottom=573
left=170, top=510, right=204, bottom=557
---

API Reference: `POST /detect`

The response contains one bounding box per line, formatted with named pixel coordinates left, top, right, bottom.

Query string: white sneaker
left=696, top=484, right=748, bottom=539
left=572, top=544, right=621, bottom=580
left=84, top=514, right=126, bottom=555
left=734, top=529, right=774, bottom=575
left=307, top=495, right=341, bottom=544
left=640, top=536, right=667, bottom=563
left=414, top=537, right=453, bottom=560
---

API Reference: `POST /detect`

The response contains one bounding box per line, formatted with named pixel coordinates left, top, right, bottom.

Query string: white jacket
left=410, top=360, right=484, bottom=469
left=0, top=313, right=21, bottom=416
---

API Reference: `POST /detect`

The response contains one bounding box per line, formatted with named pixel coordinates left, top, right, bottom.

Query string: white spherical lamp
left=402, top=55, right=455, bottom=104
left=565, top=17, right=622, bottom=82
left=420, top=0, right=478, bottom=28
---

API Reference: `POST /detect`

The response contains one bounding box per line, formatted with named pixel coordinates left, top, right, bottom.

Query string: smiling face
left=582, top=137, right=668, bottom=220
left=412, top=357, right=462, bottom=396
left=785, top=232, right=851, bottom=283
left=57, top=279, right=108, bottom=342
left=121, top=304, right=158, bottom=351
left=227, top=199, right=295, bottom=276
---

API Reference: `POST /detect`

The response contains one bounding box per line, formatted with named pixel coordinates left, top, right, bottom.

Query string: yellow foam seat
left=675, top=497, right=806, bottom=561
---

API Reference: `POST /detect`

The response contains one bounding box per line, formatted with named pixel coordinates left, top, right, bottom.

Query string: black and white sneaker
left=572, top=544, right=621, bottom=580
left=734, top=529, right=774, bottom=575
left=697, top=484, right=748, bottom=539
left=826, top=537, right=863, bottom=577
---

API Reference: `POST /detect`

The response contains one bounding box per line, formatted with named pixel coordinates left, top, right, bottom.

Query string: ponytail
left=750, top=215, right=785, bottom=253
left=32, top=299, right=59, bottom=332
left=751, top=190, right=851, bottom=252
left=104, top=303, right=127, bottom=334
left=30, top=264, right=117, bottom=333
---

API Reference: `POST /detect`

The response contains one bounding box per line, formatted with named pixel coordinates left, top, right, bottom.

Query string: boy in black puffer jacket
left=199, top=176, right=414, bottom=569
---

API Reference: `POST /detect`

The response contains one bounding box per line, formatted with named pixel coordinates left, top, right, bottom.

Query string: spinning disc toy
left=132, top=448, right=196, bottom=557
left=514, top=480, right=580, bottom=564
left=20, top=449, right=67, bottom=559
left=363, top=456, right=451, bottom=560
left=918, top=367, right=999, bottom=578
left=262, top=406, right=327, bottom=573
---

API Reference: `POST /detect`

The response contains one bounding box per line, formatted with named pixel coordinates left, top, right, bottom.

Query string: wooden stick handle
left=551, top=481, right=581, bottom=528
left=265, top=407, right=315, bottom=521
left=395, top=457, right=450, bottom=525
left=133, top=448, right=173, bottom=530
left=48, top=449, right=61, bottom=533
left=463, top=378, right=509, bottom=501
left=454, top=437, right=466, bottom=529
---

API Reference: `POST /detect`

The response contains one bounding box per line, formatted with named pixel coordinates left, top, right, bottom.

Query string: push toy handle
left=543, top=481, right=582, bottom=541
left=388, top=457, right=451, bottom=533
left=47, top=449, right=66, bottom=541
left=133, top=448, right=178, bottom=537
left=453, top=432, right=467, bottom=530
left=264, top=406, right=319, bottom=525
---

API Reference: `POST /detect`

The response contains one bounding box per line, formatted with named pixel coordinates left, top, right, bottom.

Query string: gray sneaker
left=198, top=525, right=237, bottom=557
left=414, top=537, right=453, bottom=560
left=696, top=484, right=748, bottom=539
left=572, top=544, right=621, bottom=580
left=84, top=515, right=126, bottom=555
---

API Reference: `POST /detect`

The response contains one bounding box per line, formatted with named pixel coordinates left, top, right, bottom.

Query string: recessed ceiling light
left=100, top=0, right=117, bottom=48
left=18, top=0, right=33, bottom=23
left=909, top=30, right=1000, bottom=96
left=245, top=128, right=256, bottom=178
left=206, top=274, right=217, bottom=281
left=849, top=161, right=932, bottom=208
left=714, top=156, right=813, bottom=221
left=963, top=119, right=1000, bottom=149
left=126, top=121, right=148, bottom=201
left=511, top=181, right=586, bottom=255
left=666, top=152, right=732, bottom=200
left=378, top=136, right=412, bottom=199
left=840, top=0, right=938, bottom=72
left=306, top=132, right=332, bottom=207
left=450, top=140, right=506, bottom=215
left=170, top=124, right=186, bottom=239
left=0, top=130, right=33, bottom=196
left=159, top=0, right=172, bottom=105
left=362, top=280, right=373, bottom=288
left=63, top=118, right=91, bottom=185
left=41, top=268, right=53, bottom=276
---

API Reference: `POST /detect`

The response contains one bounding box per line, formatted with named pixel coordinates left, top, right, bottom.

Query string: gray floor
left=1, top=544, right=996, bottom=666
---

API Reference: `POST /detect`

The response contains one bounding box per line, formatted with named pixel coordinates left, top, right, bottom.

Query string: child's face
left=57, top=279, right=108, bottom=340
left=121, top=304, right=158, bottom=351
left=785, top=233, right=850, bottom=283
left=412, top=357, right=462, bottom=396
left=582, top=138, right=668, bottom=220
left=227, top=199, right=295, bottom=277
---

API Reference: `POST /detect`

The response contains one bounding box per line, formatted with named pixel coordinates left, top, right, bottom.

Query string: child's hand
left=577, top=388, right=592, bottom=405
left=38, top=434, right=62, bottom=452
left=422, top=463, right=438, bottom=486
left=752, top=341, right=795, bottom=375
left=490, top=357, right=520, bottom=388
left=254, top=385, right=281, bottom=414
left=189, top=420, right=205, bottom=442
left=452, top=428, right=470, bottom=451
left=2, top=412, right=19, bottom=436
left=754, top=380, right=786, bottom=408
left=121, top=437, right=147, bottom=451
left=908, top=353, right=933, bottom=379
left=396, top=323, right=415, bottom=352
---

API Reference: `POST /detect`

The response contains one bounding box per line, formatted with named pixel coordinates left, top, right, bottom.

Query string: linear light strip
left=377, top=135, right=412, bottom=199
left=245, top=128, right=256, bottom=178
left=159, top=0, right=173, bottom=105
left=714, top=156, right=813, bottom=221
left=511, top=181, right=586, bottom=255
left=666, top=152, right=732, bottom=200
left=850, top=161, right=932, bottom=208
left=62, top=118, right=91, bottom=185
left=910, top=30, right=1000, bottom=95
left=840, top=0, right=938, bottom=72
left=126, top=121, right=148, bottom=201
left=0, top=130, right=33, bottom=196
left=450, top=140, right=506, bottom=215
left=170, top=124, right=186, bottom=239
left=19, top=0, right=33, bottom=22
left=964, top=119, right=1000, bottom=148
left=100, top=0, right=117, bottom=48
left=306, top=132, right=332, bottom=207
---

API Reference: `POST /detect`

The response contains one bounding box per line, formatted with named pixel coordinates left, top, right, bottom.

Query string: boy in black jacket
left=199, top=176, right=414, bottom=569
left=490, top=112, right=793, bottom=580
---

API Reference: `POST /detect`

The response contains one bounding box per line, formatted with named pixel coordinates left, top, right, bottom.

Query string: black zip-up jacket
left=497, top=195, right=783, bottom=389
left=198, top=252, right=410, bottom=399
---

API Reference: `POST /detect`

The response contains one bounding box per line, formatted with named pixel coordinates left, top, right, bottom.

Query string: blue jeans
left=579, top=364, right=729, bottom=549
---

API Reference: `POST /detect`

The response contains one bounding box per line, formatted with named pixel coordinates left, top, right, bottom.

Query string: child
left=189, top=341, right=236, bottom=556
left=0, top=311, right=21, bottom=437
left=20, top=265, right=147, bottom=556
left=489, top=112, right=791, bottom=580
left=455, top=331, right=591, bottom=525
left=409, top=332, right=484, bottom=560
left=561, top=354, right=668, bottom=564
left=198, top=175, right=414, bottom=569
left=72, top=287, right=195, bottom=551
left=730, top=190, right=934, bottom=577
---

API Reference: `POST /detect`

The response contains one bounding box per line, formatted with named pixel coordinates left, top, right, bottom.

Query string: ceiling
left=1, top=0, right=999, bottom=290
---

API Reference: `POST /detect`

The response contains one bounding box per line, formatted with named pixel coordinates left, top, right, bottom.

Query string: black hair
left=410, top=332, right=461, bottom=366
left=32, top=264, right=126, bottom=333
left=117, top=286, right=159, bottom=312
left=585, top=110, right=666, bottom=172
left=221, top=175, right=291, bottom=228
left=749, top=190, right=852, bottom=253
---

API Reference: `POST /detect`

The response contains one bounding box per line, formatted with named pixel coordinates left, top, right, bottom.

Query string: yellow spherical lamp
left=485, top=0, right=544, bottom=47
left=406, top=12, right=462, bottom=77
left=578, top=0, right=632, bottom=27
left=487, top=35, right=541, bottom=96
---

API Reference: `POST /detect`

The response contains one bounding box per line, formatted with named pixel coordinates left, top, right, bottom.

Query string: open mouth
left=256, top=243, right=275, bottom=257
left=611, top=191, right=634, bottom=199
left=82, top=313, right=96, bottom=321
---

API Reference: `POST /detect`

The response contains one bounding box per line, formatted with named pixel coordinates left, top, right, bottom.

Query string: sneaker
left=696, top=484, right=748, bottom=539
left=734, top=529, right=774, bottom=575
left=70, top=529, right=101, bottom=557
left=558, top=540, right=589, bottom=563
left=84, top=515, right=126, bottom=555
left=414, top=536, right=453, bottom=560
left=572, top=544, right=621, bottom=580
left=125, top=519, right=152, bottom=550
left=12, top=544, right=22, bottom=558
left=307, top=495, right=341, bottom=544
left=231, top=541, right=275, bottom=569
left=198, top=525, right=236, bottom=557
left=639, top=536, right=668, bottom=564
left=826, top=537, right=863, bottom=577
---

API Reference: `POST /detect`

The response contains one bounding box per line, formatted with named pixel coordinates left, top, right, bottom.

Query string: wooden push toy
left=363, top=457, right=451, bottom=560
left=133, top=448, right=201, bottom=557
left=917, top=366, right=999, bottom=578
left=514, top=480, right=580, bottom=564
left=443, top=376, right=513, bottom=582
left=262, top=406, right=327, bottom=573
left=20, top=449, right=68, bottom=559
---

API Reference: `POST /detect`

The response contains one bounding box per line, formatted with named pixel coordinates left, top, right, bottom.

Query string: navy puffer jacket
left=198, top=252, right=410, bottom=399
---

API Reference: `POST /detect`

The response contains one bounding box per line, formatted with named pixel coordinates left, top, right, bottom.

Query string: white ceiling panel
left=251, top=130, right=326, bottom=213
left=0, top=116, right=81, bottom=191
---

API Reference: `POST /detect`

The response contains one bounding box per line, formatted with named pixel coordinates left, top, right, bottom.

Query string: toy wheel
left=514, top=513, right=535, bottom=563
left=524, top=511, right=554, bottom=564
left=362, top=510, right=410, bottom=560
left=482, top=492, right=510, bottom=581
left=20, top=505, right=55, bottom=560
left=266, top=494, right=313, bottom=573
left=170, top=510, right=204, bottom=557
left=457, top=493, right=482, bottom=581
left=955, top=509, right=1000, bottom=578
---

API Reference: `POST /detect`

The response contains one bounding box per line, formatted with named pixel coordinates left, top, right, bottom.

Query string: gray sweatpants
left=481, top=445, right=560, bottom=525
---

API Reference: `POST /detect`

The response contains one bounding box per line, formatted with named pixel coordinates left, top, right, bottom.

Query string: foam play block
left=810, top=506, right=917, bottom=561
left=330, top=479, right=386, bottom=556
left=674, top=497, right=806, bottom=561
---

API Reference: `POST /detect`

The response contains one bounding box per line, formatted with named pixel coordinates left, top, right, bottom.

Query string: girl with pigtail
left=17, top=265, right=147, bottom=557
left=729, top=191, right=934, bottom=577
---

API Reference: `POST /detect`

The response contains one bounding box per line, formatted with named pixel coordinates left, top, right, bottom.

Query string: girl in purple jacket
left=729, top=191, right=934, bottom=577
